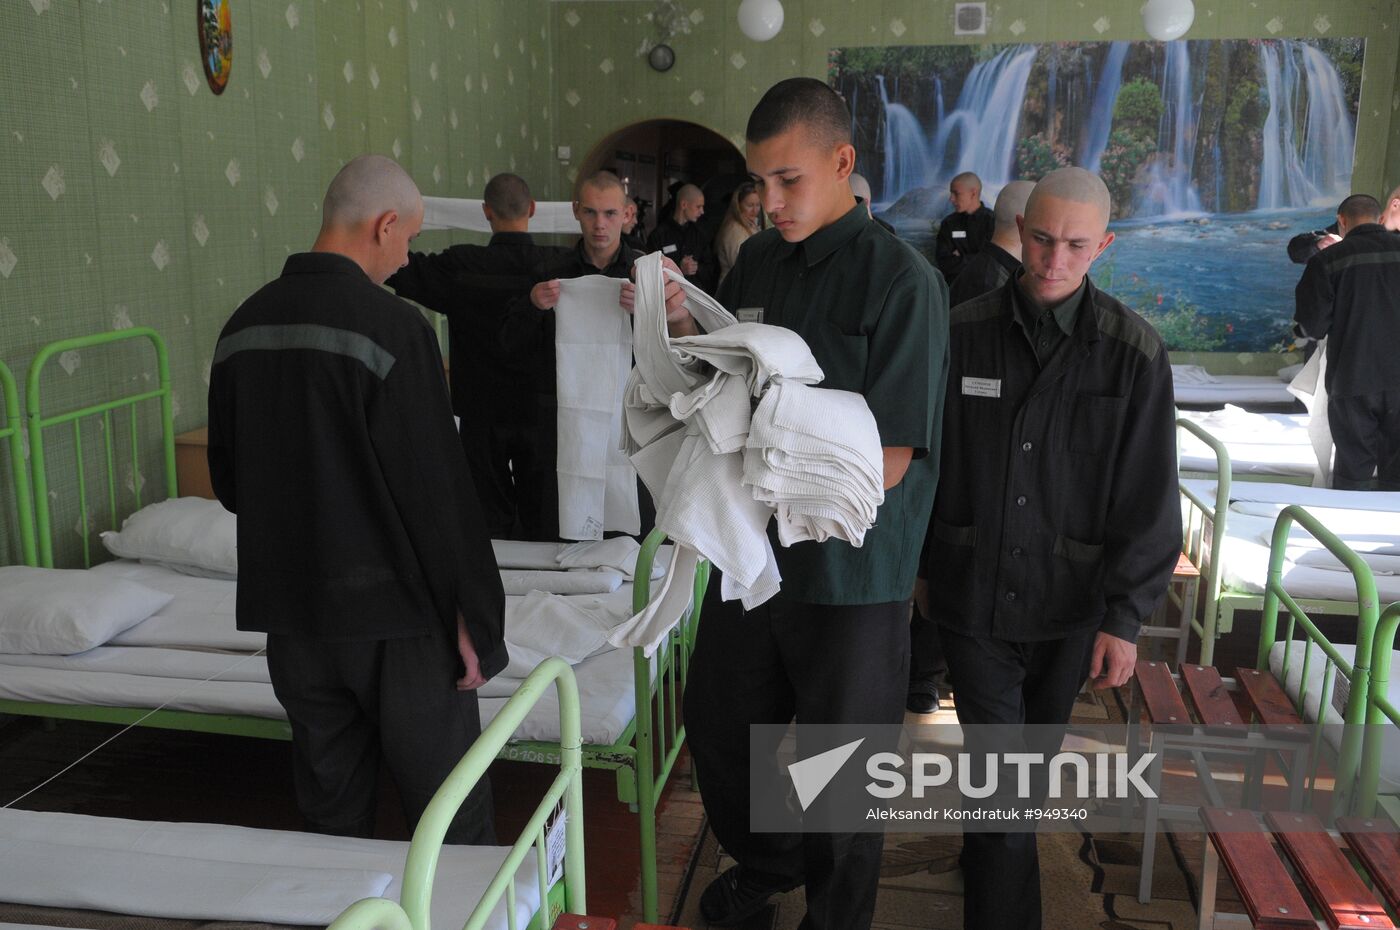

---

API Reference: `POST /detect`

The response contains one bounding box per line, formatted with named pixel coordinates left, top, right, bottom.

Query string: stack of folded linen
left=614, top=252, right=884, bottom=637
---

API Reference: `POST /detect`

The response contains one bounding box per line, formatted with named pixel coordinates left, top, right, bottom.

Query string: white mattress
left=1181, top=479, right=1400, bottom=603
left=0, top=808, right=544, bottom=930
left=1173, top=375, right=1297, bottom=407
left=1177, top=406, right=1318, bottom=479
left=1269, top=640, right=1400, bottom=796
left=0, top=561, right=650, bottom=746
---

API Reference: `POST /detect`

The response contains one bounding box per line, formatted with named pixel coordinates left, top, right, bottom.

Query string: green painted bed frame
left=0, top=328, right=709, bottom=924
left=329, top=656, right=587, bottom=930
left=1177, top=417, right=1360, bottom=666
left=1255, top=504, right=1384, bottom=821
left=0, top=358, right=37, bottom=567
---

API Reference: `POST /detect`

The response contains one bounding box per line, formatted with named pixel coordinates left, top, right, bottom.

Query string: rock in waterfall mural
left=830, top=39, right=1365, bottom=352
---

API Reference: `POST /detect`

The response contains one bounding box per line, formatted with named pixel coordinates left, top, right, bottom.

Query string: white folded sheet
left=0, top=837, right=392, bottom=925
left=500, top=589, right=633, bottom=678
left=500, top=569, right=624, bottom=596
left=0, top=809, right=544, bottom=930
left=422, top=195, right=578, bottom=235
left=555, top=276, right=640, bottom=541
left=669, top=322, right=825, bottom=396
left=607, top=546, right=700, bottom=657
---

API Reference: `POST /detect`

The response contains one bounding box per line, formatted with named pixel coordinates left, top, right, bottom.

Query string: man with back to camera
left=947, top=179, right=1034, bottom=307
left=1295, top=192, right=1400, bottom=490
left=933, top=171, right=995, bottom=283
left=847, top=173, right=896, bottom=235
left=677, top=78, right=949, bottom=930
left=646, top=183, right=718, bottom=293
left=921, top=167, right=1179, bottom=930
left=207, top=154, right=505, bottom=843
left=386, top=172, right=562, bottom=538
left=500, top=170, right=686, bottom=539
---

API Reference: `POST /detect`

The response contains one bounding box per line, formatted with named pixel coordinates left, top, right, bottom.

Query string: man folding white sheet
left=553, top=275, right=640, bottom=540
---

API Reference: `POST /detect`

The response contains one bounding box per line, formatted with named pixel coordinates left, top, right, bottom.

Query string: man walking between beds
left=922, top=167, right=1179, bottom=930
left=680, top=78, right=949, bottom=929
left=207, top=154, right=506, bottom=843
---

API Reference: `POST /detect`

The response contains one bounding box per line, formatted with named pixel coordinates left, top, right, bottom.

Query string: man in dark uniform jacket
left=933, top=171, right=995, bottom=282
left=1295, top=193, right=1400, bottom=490
left=499, top=171, right=643, bottom=540
left=646, top=183, right=718, bottom=293
left=386, top=173, right=562, bottom=538
left=947, top=179, right=1033, bottom=308
left=681, top=78, right=948, bottom=930
left=923, top=167, right=1179, bottom=930
left=207, top=155, right=505, bottom=843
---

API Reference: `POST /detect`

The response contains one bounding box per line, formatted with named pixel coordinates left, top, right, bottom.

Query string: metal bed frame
left=1177, top=417, right=1360, bottom=666
left=0, top=328, right=708, bottom=924
left=0, top=358, right=37, bottom=567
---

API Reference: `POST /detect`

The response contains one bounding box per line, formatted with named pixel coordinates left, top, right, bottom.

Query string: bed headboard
left=0, top=358, right=37, bottom=566
left=26, top=328, right=178, bottom=568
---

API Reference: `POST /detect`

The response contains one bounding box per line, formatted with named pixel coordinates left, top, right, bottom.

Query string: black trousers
left=935, top=624, right=1098, bottom=930
left=908, top=602, right=948, bottom=695
left=1329, top=390, right=1400, bottom=490
left=267, top=630, right=495, bottom=845
left=684, top=576, right=909, bottom=930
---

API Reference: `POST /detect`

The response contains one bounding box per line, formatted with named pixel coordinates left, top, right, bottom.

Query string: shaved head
left=746, top=77, right=851, bottom=151
left=1025, top=167, right=1111, bottom=230
left=321, top=154, right=421, bottom=230
left=576, top=169, right=626, bottom=200
left=952, top=171, right=982, bottom=193
left=483, top=172, right=532, bottom=220
left=678, top=184, right=703, bottom=204
left=993, top=180, right=1035, bottom=231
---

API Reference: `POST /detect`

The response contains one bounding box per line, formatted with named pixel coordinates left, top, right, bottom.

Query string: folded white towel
left=499, top=569, right=624, bottom=596
left=607, top=545, right=700, bottom=656
left=491, top=540, right=566, bottom=570
left=422, top=196, right=580, bottom=234
left=670, top=322, right=825, bottom=396
left=556, top=537, right=671, bottom=579
left=0, top=837, right=392, bottom=926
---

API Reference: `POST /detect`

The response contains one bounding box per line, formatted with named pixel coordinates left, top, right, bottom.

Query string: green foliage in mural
left=1015, top=133, right=1069, bottom=180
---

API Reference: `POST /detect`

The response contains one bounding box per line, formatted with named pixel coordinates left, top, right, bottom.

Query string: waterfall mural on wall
left=830, top=38, right=1365, bottom=352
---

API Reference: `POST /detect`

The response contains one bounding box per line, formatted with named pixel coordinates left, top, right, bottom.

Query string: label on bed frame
left=545, top=808, right=567, bottom=886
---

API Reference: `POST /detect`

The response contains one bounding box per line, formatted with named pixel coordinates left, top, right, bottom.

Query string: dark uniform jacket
left=1288, top=222, right=1340, bottom=265
left=949, top=242, right=1021, bottom=308
left=933, top=204, right=994, bottom=282
left=926, top=275, right=1179, bottom=643
left=646, top=215, right=718, bottom=294
left=387, top=233, right=563, bottom=535
left=1294, top=223, right=1400, bottom=398
left=207, top=252, right=507, bottom=677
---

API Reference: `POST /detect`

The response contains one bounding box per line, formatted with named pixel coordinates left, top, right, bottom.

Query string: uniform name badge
left=962, top=376, right=1001, bottom=398
left=952, top=230, right=967, bottom=239
left=737, top=307, right=764, bottom=324
left=662, top=244, right=678, bottom=255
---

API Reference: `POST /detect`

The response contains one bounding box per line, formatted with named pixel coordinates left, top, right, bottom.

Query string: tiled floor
left=0, top=716, right=709, bottom=927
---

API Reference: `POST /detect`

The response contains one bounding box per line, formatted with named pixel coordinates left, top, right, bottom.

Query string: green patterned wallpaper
left=0, top=0, right=553, bottom=566
left=546, top=0, right=1400, bottom=199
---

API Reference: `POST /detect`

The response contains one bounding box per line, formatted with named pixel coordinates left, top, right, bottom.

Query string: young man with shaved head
left=923, top=167, right=1179, bottom=929
left=947, top=178, right=1034, bottom=307
left=933, top=170, right=995, bottom=282
left=208, top=154, right=504, bottom=844
left=647, top=182, right=718, bottom=293
left=386, top=172, right=562, bottom=538
left=679, top=78, right=948, bottom=930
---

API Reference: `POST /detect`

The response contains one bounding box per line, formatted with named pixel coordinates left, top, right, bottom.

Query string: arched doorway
left=577, top=119, right=747, bottom=239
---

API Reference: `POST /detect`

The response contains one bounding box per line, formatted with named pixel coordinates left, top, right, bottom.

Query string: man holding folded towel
left=208, top=155, right=505, bottom=845
left=678, top=78, right=949, bottom=930
left=922, top=167, right=1179, bottom=930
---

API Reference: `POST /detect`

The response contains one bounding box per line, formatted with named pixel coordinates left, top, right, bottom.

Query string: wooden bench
left=1199, top=808, right=1399, bottom=930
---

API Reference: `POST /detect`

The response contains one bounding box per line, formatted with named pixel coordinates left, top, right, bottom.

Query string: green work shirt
left=716, top=202, right=950, bottom=605
left=1010, top=272, right=1084, bottom=368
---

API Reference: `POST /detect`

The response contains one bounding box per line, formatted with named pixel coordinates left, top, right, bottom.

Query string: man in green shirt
left=681, top=78, right=949, bottom=930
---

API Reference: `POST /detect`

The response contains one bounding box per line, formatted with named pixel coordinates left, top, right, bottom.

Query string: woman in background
left=714, top=182, right=763, bottom=285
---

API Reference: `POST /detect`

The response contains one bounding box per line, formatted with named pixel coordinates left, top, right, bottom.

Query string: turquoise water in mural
left=891, top=206, right=1335, bottom=352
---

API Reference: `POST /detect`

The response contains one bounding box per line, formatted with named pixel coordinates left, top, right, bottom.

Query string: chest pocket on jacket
left=1068, top=393, right=1128, bottom=455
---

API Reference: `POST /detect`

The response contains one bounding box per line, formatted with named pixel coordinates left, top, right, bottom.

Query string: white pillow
left=100, top=497, right=237, bottom=578
left=0, top=567, right=174, bottom=655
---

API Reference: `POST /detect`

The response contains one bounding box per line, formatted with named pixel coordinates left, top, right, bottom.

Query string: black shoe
left=906, top=686, right=940, bottom=714
left=699, top=865, right=793, bottom=926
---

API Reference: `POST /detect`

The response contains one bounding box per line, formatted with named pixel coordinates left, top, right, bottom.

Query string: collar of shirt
left=1010, top=269, right=1084, bottom=338
left=1345, top=223, right=1391, bottom=240
left=775, top=201, right=869, bottom=267
left=284, top=251, right=369, bottom=281
left=572, top=239, right=634, bottom=276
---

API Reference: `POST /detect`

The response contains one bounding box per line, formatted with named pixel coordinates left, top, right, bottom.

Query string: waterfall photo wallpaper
left=832, top=39, right=1366, bottom=352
